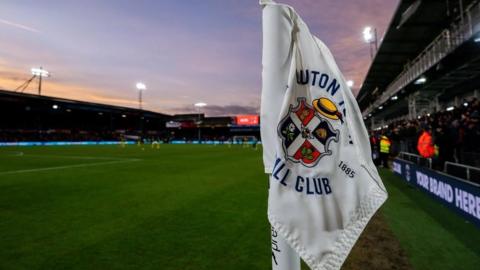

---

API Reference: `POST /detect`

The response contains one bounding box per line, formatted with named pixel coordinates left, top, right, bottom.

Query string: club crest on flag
left=278, top=97, right=339, bottom=167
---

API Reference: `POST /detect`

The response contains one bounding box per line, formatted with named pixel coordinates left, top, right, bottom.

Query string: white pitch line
left=19, top=154, right=130, bottom=160
left=0, top=151, right=25, bottom=157
left=0, top=159, right=140, bottom=175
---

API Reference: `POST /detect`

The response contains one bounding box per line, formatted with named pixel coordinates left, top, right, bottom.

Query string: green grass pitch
left=0, top=145, right=478, bottom=270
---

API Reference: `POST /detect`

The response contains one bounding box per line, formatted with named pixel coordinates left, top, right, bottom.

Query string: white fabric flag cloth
left=260, top=1, right=388, bottom=269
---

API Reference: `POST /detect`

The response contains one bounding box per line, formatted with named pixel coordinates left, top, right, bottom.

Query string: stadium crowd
left=0, top=129, right=123, bottom=142
left=370, top=97, right=480, bottom=169
left=0, top=129, right=259, bottom=145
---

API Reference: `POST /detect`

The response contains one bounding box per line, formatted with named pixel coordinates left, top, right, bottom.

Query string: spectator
left=368, top=97, right=479, bottom=168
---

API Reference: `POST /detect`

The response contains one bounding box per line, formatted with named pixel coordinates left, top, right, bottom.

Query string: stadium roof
left=0, top=90, right=256, bottom=129
left=0, top=89, right=170, bottom=118
left=357, top=0, right=477, bottom=110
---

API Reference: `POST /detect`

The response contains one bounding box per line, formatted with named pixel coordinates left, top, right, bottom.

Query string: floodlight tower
left=194, top=102, right=207, bottom=144
left=363, top=26, right=378, bottom=59
left=135, top=82, right=147, bottom=142
left=136, top=82, right=146, bottom=110
left=31, top=67, right=50, bottom=95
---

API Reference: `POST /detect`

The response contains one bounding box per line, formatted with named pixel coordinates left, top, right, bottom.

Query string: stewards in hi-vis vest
left=417, top=129, right=435, bottom=158
left=379, top=135, right=391, bottom=169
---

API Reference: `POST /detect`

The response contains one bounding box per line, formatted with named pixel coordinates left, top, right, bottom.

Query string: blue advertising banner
left=169, top=140, right=262, bottom=145
left=0, top=141, right=262, bottom=146
left=393, top=158, right=480, bottom=228
left=0, top=141, right=135, bottom=147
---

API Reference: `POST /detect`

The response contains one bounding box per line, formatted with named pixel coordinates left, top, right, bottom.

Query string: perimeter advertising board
left=235, top=115, right=259, bottom=126
left=393, top=158, right=480, bottom=228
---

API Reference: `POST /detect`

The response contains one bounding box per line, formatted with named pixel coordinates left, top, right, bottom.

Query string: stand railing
left=398, top=152, right=432, bottom=169
left=444, top=162, right=480, bottom=184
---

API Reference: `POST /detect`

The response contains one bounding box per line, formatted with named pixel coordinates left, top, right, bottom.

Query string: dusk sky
left=0, top=0, right=398, bottom=116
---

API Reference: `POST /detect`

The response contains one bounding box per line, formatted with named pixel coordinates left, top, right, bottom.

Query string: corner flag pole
left=271, top=225, right=301, bottom=270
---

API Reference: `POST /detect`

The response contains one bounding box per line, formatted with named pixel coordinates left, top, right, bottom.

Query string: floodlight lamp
left=136, top=82, right=146, bottom=90
left=194, top=102, right=207, bottom=108
left=363, top=27, right=373, bottom=43
left=346, top=80, right=354, bottom=87
left=391, top=95, right=398, bottom=100
left=31, top=67, right=49, bottom=77
left=52, top=104, right=58, bottom=109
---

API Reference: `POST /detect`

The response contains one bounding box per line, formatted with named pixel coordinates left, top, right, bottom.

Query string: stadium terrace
left=360, top=0, right=480, bottom=231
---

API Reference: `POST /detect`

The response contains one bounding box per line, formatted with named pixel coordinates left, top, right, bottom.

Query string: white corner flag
left=260, top=1, right=388, bottom=270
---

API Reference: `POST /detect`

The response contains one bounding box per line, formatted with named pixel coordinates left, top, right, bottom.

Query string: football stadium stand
left=0, top=89, right=259, bottom=144
left=358, top=0, right=480, bottom=184
left=0, top=89, right=170, bottom=142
